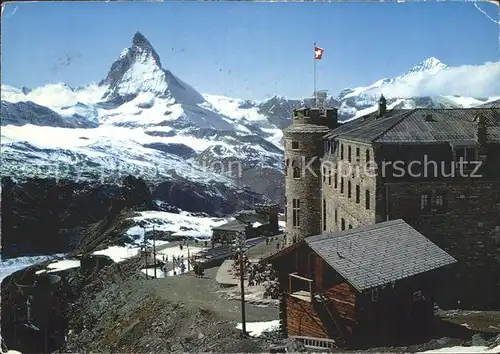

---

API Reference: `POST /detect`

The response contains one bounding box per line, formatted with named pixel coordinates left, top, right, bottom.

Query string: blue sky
left=1, top=1, right=499, bottom=100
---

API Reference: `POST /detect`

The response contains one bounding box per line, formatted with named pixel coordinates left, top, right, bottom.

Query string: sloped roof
left=324, top=109, right=408, bottom=140
left=212, top=211, right=269, bottom=232
left=306, top=219, right=457, bottom=292
left=325, top=108, right=500, bottom=144
left=212, top=219, right=247, bottom=232
left=235, top=210, right=270, bottom=225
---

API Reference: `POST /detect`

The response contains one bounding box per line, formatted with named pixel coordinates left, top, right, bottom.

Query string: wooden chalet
left=212, top=203, right=280, bottom=245
left=261, top=219, right=457, bottom=348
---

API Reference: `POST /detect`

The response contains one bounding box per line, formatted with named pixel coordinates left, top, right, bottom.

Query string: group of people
left=155, top=238, right=214, bottom=277
left=193, top=262, right=205, bottom=278
left=232, top=257, right=280, bottom=299
left=264, top=234, right=289, bottom=251
left=160, top=253, right=187, bottom=275
left=247, top=262, right=277, bottom=287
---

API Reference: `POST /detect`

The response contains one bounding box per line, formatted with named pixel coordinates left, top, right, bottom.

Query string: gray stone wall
left=382, top=179, right=500, bottom=309
left=285, top=131, right=327, bottom=243
left=322, top=139, right=377, bottom=232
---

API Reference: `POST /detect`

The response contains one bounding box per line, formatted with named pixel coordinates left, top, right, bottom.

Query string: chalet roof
left=212, top=219, right=247, bottom=232
left=235, top=211, right=270, bottom=225
left=212, top=211, right=269, bottom=232
left=324, top=108, right=500, bottom=144
left=306, top=219, right=457, bottom=292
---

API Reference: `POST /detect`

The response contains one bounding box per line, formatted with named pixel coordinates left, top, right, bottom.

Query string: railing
left=288, top=273, right=314, bottom=302
left=289, top=335, right=337, bottom=350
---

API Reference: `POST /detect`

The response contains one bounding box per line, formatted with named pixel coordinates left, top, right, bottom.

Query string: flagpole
left=313, top=42, right=317, bottom=108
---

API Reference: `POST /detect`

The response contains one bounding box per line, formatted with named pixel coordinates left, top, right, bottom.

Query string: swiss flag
left=314, top=46, right=324, bottom=60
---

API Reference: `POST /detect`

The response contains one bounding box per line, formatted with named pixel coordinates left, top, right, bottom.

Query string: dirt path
left=136, top=266, right=279, bottom=323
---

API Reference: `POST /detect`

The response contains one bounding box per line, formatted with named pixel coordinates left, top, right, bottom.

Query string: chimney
left=377, top=94, right=387, bottom=117
left=325, top=108, right=339, bottom=129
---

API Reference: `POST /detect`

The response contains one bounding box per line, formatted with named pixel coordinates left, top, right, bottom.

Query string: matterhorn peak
left=132, top=32, right=151, bottom=48
left=99, top=32, right=205, bottom=105
left=99, top=32, right=167, bottom=101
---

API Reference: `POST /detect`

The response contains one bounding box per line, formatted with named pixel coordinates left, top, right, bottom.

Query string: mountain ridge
left=1, top=32, right=499, bottom=210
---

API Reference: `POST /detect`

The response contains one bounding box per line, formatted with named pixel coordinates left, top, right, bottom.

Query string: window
left=328, top=170, right=332, bottom=185
left=334, top=173, right=338, bottom=189
left=455, top=147, right=477, bottom=171
left=494, top=226, right=500, bottom=245
left=433, top=195, right=444, bottom=207
left=421, top=194, right=428, bottom=210
left=356, top=147, right=360, bottom=162
left=322, top=167, right=326, bottom=182
left=365, top=190, right=371, bottom=210
left=366, top=149, right=370, bottom=163
left=340, top=178, right=344, bottom=194
left=372, top=288, right=379, bottom=302
left=323, top=199, right=327, bottom=231
left=292, top=199, right=300, bottom=227
left=341, top=218, right=346, bottom=231
left=348, top=180, right=352, bottom=198
left=340, top=144, right=344, bottom=160
left=421, top=193, right=446, bottom=212
left=356, top=185, right=360, bottom=204
left=285, top=159, right=289, bottom=176
left=291, top=141, right=299, bottom=150
left=293, top=166, right=301, bottom=179
left=348, top=146, right=352, bottom=163
left=335, top=208, right=338, bottom=225
left=348, top=224, right=353, bottom=229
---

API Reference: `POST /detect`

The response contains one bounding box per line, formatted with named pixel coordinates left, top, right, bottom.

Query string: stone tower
left=284, top=107, right=338, bottom=243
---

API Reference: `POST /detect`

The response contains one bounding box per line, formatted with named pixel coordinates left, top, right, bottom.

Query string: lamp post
left=187, top=242, right=191, bottom=272
left=233, top=230, right=247, bottom=337
left=152, top=226, right=157, bottom=279
left=143, top=226, right=148, bottom=279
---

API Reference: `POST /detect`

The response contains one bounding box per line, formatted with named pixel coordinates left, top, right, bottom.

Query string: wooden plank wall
left=324, top=283, right=357, bottom=333
left=286, top=294, right=330, bottom=339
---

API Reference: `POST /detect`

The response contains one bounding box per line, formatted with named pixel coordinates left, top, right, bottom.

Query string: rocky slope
left=0, top=174, right=264, bottom=259
left=0, top=175, right=153, bottom=258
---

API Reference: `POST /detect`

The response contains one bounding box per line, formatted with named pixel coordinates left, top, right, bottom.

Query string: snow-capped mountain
left=101, top=32, right=206, bottom=106
left=1, top=32, right=499, bottom=210
left=403, top=56, right=448, bottom=75
left=1, top=32, right=286, bottom=206
left=326, top=56, right=499, bottom=120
